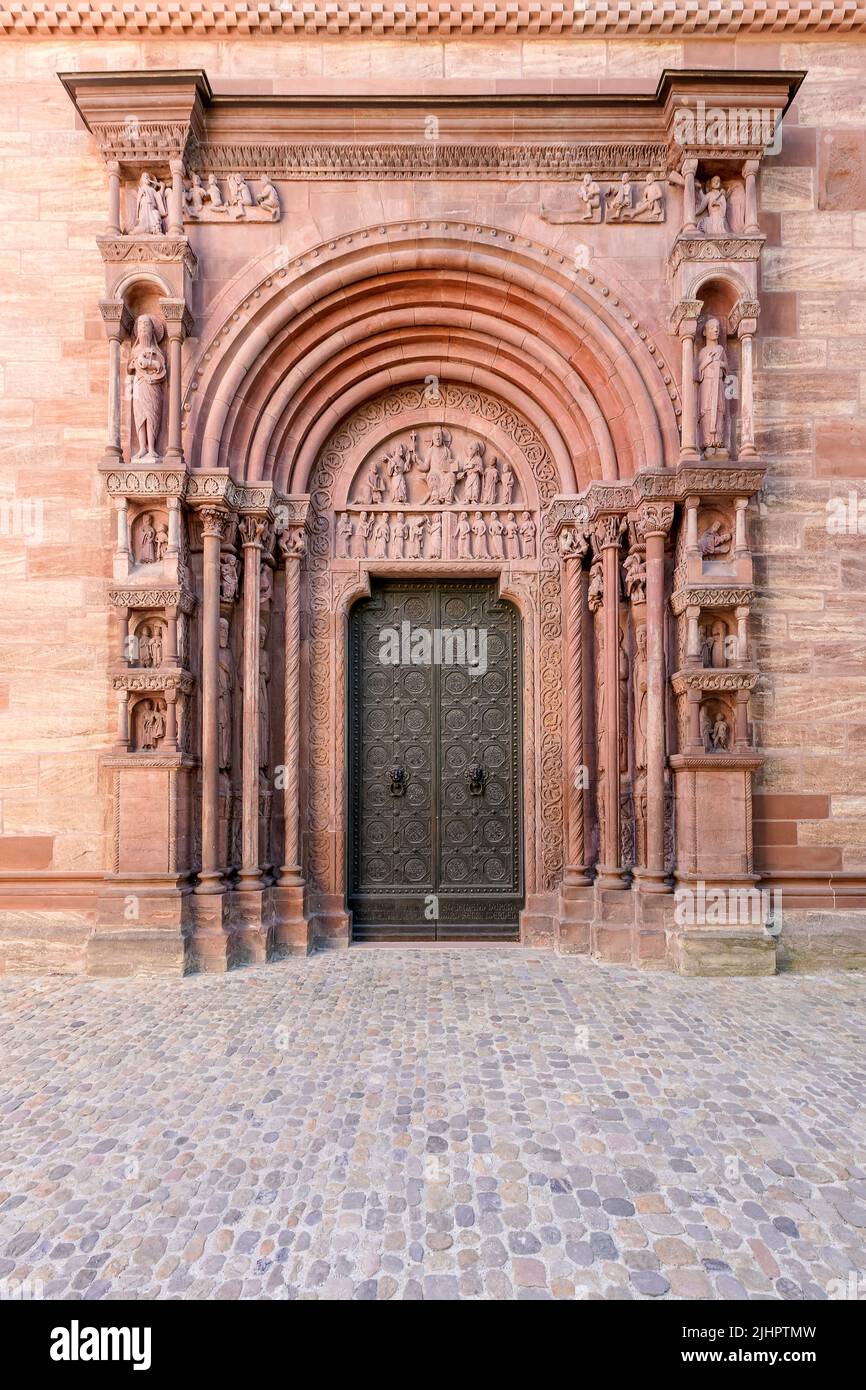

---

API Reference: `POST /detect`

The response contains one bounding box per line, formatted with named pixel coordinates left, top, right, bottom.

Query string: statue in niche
left=139, top=699, right=166, bottom=751
left=519, top=512, right=536, bottom=560
left=709, top=619, right=728, bottom=670
left=712, top=712, right=730, bottom=751
left=587, top=559, right=604, bottom=613
left=147, top=624, right=163, bottom=668
left=137, top=623, right=153, bottom=666
left=387, top=443, right=412, bottom=503
left=408, top=516, right=427, bottom=558
left=700, top=705, right=712, bottom=751
left=373, top=513, right=390, bottom=558
left=696, top=175, right=730, bottom=236
left=606, top=172, right=633, bottom=221
left=628, top=173, right=665, bottom=222
left=127, top=315, right=166, bottom=461
left=258, top=623, right=270, bottom=769
left=634, top=624, right=648, bottom=771
left=259, top=562, right=274, bottom=607
left=218, top=617, right=233, bottom=771
left=623, top=550, right=646, bottom=604
left=698, top=519, right=732, bottom=557
left=365, top=461, right=385, bottom=505
left=414, top=427, right=456, bottom=504
left=482, top=457, right=500, bottom=506
left=500, top=463, right=515, bottom=506
left=358, top=511, right=374, bottom=557
left=336, top=514, right=353, bottom=558
left=471, top=511, right=488, bottom=559
left=391, top=514, right=407, bottom=559
left=696, top=317, right=730, bottom=455
left=456, top=511, right=471, bottom=560
left=220, top=552, right=240, bottom=603
left=460, top=440, right=485, bottom=505
left=618, top=627, right=629, bottom=774
left=137, top=512, right=159, bottom=565
left=488, top=512, right=504, bottom=559
left=129, top=172, right=167, bottom=236
left=256, top=176, right=280, bottom=221
left=429, top=513, right=442, bottom=560
left=504, top=512, right=519, bottom=560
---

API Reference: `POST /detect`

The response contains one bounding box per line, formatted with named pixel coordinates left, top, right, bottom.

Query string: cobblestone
left=1, top=949, right=864, bottom=1300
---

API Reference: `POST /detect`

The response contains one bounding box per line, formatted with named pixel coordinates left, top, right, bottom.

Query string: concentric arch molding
left=6, top=1, right=865, bottom=36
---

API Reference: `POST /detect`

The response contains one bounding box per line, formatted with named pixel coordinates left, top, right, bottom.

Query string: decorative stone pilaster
left=272, top=524, right=311, bottom=956
left=593, top=514, right=628, bottom=891
left=633, top=502, right=675, bottom=893
left=158, top=299, right=193, bottom=467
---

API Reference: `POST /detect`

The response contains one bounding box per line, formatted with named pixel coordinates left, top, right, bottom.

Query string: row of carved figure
left=336, top=509, right=536, bottom=560
left=355, top=432, right=517, bottom=508
left=128, top=171, right=280, bottom=234
left=542, top=171, right=744, bottom=234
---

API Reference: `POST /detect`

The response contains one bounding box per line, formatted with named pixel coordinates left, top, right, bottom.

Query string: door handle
left=467, top=762, right=487, bottom=796
left=389, top=764, right=408, bottom=796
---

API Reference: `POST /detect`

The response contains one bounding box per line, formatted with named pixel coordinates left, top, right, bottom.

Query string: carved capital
left=669, top=299, right=704, bottom=336
left=158, top=297, right=194, bottom=338
left=99, top=298, right=134, bottom=341
left=593, top=515, right=626, bottom=551
left=200, top=507, right=229, bottom=541
left=240, top=514, right=268, bottom=548
left=559, top=524, right=591, bottom=562
left=279, top=527, right=307, bottom=562
left=728, top=297, right=761, bottom=336
left=634, top=502, right=675, bottom=541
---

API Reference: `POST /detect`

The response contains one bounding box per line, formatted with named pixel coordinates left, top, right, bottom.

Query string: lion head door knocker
left=468, top=761, right=487, bottom=796
left=389, top=764, right=408, bottom=797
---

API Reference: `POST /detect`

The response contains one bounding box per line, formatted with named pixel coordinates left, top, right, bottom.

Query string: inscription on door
left=348, top=580, right=523, bottom=940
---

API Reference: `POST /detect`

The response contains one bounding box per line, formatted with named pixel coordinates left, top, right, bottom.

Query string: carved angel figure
left=130, top=173, right=167, bottom=236
left=127, top=315, right=166, bottom=460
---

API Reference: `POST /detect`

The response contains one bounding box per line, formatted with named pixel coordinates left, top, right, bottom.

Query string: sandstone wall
left=1, top=31, right=865, bottom=969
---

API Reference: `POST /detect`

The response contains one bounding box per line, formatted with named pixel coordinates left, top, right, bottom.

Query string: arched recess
left=183, top=221, right=681, bottom=492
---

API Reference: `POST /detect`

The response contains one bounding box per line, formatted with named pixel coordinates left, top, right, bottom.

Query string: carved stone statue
left=373, top=513, right=390, bottom=558
left=623, top=550, right=647, bottom=604
left=156, top=521, right=169, bottom=560
left=336, top=513, right=353, bottom=558
left=456, top=511, right=471, bottom=560
left=258, top=623, right=270, bottom=769
left=519, top=512, right=536, bottom=560
left=129, top=172, right=166, bottom=236
left=256, top=176, right=280, bottom=221
left=228, top=173, right=254, bottom=218
left=184, top=172, right=207, bottom=217
left=482, top=457, right=499, bottom=506
left=429, top=513, right=442, bottom=560
left=700, top=705, right=712, bottom=751
left=387, top=443, right=411, bottom=503
left=504, top=512, right=519, bottom=560
left=575, top=172, right=601, bottom=222
left=697, top=317, right=730, bottom=454
left=627, top=173, right=664, bottom=222
left=606, top=172, right=633, bottom=221
left=408, top=515, right=427, bottom=558
left=220, top=552, right=240, bottom=603
left=391, top=514, right=407, bottom=558
left=139, top=699, right=165, bottom=751
left=461, top=440, right=484, bottom=504
left=218, top=617, right=233, bottom=770
left=147, top=624, right=163, bottom=668
left=698, top=520, right=732, bottom=557
left=618, top=626, right=629, bottom=774
left=696, top=175, right=730, bottom=236
left=712, top=713, right=730, bottom=750
left=415, top=428, right=455, bottom=504
left=471, top=510, right=488, bottom=558
left=358, top=511, right=374, bottom=557
left=709, top=619, right=728, bottom=670
left=587, top=559, right=604, bottom=613
left=127, top=315, right=166, bottom=460
left=488, top=512, right=504, bottom=559
left=259, top=562, right=274, bottom=607
left=634, top=624, right=648, bottom=770
left=500, top=464, right=515, bottom=506
left=206, top=173, right=226, bottom=211
left=137, top=512, right=158, bottom=565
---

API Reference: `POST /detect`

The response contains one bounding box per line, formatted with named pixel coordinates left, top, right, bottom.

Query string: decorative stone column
left=730, top=298, right=760, bottom=461
left=743, top=158, right=761, bottom=236
left=594, top=515, right=627, bottom=890
left=680, top=156, right=699, bottom=234
left=195, top=507, right=228, bottom=898
left=562, top=537, right=591, bottom=887
left=99, top=300, right=131, bottom=464
left=168, top=157, right=185, bottom=237
left=159, top=299, right=192, bottom=466
left=272, top=526, right=311, bottom=955
left=670, top=300, right=703, bottom=463
left=106, top=159, right=121, bottom=237
left=634, top=503, right=675, bottom=892
left=238, top=515, right=266, bottom=894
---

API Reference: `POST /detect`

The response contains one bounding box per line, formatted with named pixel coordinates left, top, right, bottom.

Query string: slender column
left=738, top=330, right=756, bottom=458
left=116, top=606, right=130, bottom=662
left=238, top=516, right=266, bottom=891
left=685, top=496, right=700, bottom=554
left=99, top=302, right=130, bottom=463
left=743, top=159, right=761, bottom=236
left=167, top=496, right=181, bottom=558
left=164, top=685, right=178, bottom=752
left=735, top=689, right=750, bottom=748
left=116, top=689, right=130, bottom=749
left=159, top=300, right=189, bottom=466
left=594, top=516, right=626, bottom=889
left=563, top=542, right=590, bottom=884
left=735, top=497, right=749, bottom=555
left=636, top=505, right=675, bottom=890
left=278, top=531, right=305, bottom=885
left=687, top=688, right=702, bottom=749
left=166, top=607, right=179, bottom=664
left=680, top=329, right=699, bottom=460
left=686, top=604, right=702, bottom=666
left=196, top=507, right=228, bottom=894
left=106, top=160, right=121, bottom=236
left=168, top=157, right=185, bottom=237
left=681, top=157, right=699, bottom=234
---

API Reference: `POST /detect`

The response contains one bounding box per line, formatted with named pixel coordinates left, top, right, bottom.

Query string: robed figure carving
left=128, top=315, right=166, bottom=460
left=130, top=172, right=167, bottom=236
left=696, top=317, right=730, bottom=455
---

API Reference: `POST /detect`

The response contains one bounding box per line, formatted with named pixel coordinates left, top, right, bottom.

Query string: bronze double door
left=348, top=579, right=523, bottom=940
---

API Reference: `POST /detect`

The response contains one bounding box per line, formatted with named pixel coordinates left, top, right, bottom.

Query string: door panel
left=348, top=579, right=522, bottom=941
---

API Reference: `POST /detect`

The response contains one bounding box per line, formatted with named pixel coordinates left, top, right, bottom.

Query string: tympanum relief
left=336, top=428, right=535, bottom=562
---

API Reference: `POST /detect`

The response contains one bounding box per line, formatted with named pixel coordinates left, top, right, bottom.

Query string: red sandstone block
left=759, top=847, right=844, bottom=871
left=753, top=821, right=798, bottom=846
left=0, top=835, right=54, bottom=870
left=753, top=794, right=830, bottom=820
left=816, top=421, right=866, bottom=478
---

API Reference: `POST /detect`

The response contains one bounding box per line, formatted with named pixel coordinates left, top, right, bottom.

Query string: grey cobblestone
left=0, top=950, right=864, bottom=1300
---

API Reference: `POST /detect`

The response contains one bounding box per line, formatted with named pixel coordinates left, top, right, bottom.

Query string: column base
left=189, top=892, right=230, bottom=973
left=632, top=866, right=671, bottom=894
left=594, top=864, right=629, bottom=890
left=556, top=881, right=593, bottom=955
left=667, top=927, right=777, bottom=977
left=228, top=884, right=273, bottom=966
left=194, top=870, right=224, bottom=896
left=520, top=893, right=557, bottom=946
left=271, top=878, right=312, bottom=958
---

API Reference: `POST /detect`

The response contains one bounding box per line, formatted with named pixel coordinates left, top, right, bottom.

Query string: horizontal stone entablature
left=670, top=586, right=754, bottom=617
left=108, top=587, right=196, bottom=614
left=671, top=669, right=760, bottom=695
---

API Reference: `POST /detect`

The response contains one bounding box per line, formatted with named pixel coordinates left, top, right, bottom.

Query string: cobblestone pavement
left=1, top=949, right=865, bottom=1301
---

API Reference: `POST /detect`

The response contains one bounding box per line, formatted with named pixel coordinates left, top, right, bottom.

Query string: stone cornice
left=24, top=4, right=864, bottom=39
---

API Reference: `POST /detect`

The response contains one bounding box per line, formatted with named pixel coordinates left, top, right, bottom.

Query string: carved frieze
left=96, top=237, right=198, bottom=277
left=103, top=468, right=186, bottom=497
left=670, top=587, right=754, bottom=616
left=184, top=173, right=280, bottom=222
left=669, top=236, right=764, bottom=271
left=542, top=172, right=666, bottom=225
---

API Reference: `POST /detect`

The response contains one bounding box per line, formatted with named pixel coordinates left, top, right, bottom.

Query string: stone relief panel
left=541, top=172, right=666, bottom=225
left=183, top=173, right=281, bottom=222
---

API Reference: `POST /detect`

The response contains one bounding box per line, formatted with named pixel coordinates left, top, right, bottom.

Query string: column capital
left=99, top=298, right=133, bottom=342
left=729, top=297, right=760, bottom=337
left=558, top=523, right=591, bottom=562
left=593, top=514, right=626, bottom=551
left=278, top=526, right=307, bottom=562
left=240, top=514, right=269, bottom=549
left=200, top=507, right=229, bottom=540
left=634, top=502, right=675, bottom=542
left=670, top=299, right=703, bottom=337
left=159, top=297, right=194, bottom=340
